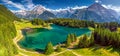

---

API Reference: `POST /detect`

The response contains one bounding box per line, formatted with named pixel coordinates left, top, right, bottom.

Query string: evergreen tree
left=78, top=37, right=84, bottom=48
left=66, top=34, right=71, bottom=47
left=78, top=34, right=92, bottom=48
left=94, top=28, right=120, bottom=47
left=74, top=33, right=77, bottom=42
left=45, top=42, right=54, bottom=55
left=89, top=34, right=94, bottom=46
left=70, top=33, right=75, bottom=42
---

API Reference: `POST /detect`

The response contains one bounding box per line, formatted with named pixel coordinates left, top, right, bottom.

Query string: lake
left=18, top=24, right=91, bottom=50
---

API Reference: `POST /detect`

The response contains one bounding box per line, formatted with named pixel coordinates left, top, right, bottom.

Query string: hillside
left=0, top=5, right=18, bottom=56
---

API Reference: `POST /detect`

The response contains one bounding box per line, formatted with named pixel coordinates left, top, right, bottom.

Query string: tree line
left=31, top=19, right=49, bottom=27
left=47, top=18, right=95, bottom=28
left=47, top=18, right=119, bottom=31
left=94, top=28, right=120, bottom=47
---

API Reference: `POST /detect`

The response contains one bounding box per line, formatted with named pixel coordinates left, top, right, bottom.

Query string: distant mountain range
left=14, top=3, right=120, bottom=22
left=15, top=5, right=56, bottom=20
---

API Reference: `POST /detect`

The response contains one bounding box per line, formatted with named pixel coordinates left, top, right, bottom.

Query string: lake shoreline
left=18, top=24, right=91, bottom=51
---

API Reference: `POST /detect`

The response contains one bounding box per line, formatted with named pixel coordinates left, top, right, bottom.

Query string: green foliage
left=66, top=34, right=71, bottom=47
left=94, top=28, right=120, bottom=47
left=96, top=22, right=118, bottom=31
left=89, top=34, right=94, bottom=46
left=78, top=34, right=94, bottom=48
left=78, top=35, right=88, bottom=48
left=56, top=45, right=62, bottom=52
left=0, top=5, right=18, bottom=56
left=48, top=18, right=118, bottom=31
left=48, top=18, right=95, bottom=28
left=45, top=42, right=54, bottom=55
left=66, top=33, right=77, bottom=47
left=31, top=19, right=48, bottom=27
left=73, top=33, right=77, bottom=42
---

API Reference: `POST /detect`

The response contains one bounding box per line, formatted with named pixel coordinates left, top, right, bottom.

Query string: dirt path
left=49, top=49, right=68, bottom=56
left=50, top=49, right=81, bottom=56
left=13, top=30, right=39, bottom=56
left=68, top=49, right=81, bottom=56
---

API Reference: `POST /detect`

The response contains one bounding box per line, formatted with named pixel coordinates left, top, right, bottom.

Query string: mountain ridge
left=14, top=3, right=120, bottom=22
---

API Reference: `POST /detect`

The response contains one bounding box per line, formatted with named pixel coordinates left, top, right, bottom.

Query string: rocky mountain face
left=70, top=3, right=119, bottom=22
left=52, top=8, right=76, bottom=18
left=15, top=5, right=56, bottom=20
left=14, top=3, right=120, bottom=22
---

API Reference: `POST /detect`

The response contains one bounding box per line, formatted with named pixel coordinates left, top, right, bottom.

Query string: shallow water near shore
left=18, top=24, right=91, bottom=50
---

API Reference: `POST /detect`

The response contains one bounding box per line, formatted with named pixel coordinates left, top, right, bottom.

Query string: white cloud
left=22, top=0, right=36, bottom=10
left=95, top=0, right=99, bottom=3
left=2, top=0, right=26, bottom=10
left=46, top=6, right=87, bottom=12
left=2, top=0, right=36, bottom=11
left=95, top=0, right=101, bottom=3
left=1, top=0, right=88, bottom=12
left=102, top=4, right=120, bottom=13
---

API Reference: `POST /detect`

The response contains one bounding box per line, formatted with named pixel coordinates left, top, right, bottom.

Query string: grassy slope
left=0, top=5, right=18, bottom=56
left=72, top=44, right=120, bottom=56
left=57, top=51, right=77, bottom=56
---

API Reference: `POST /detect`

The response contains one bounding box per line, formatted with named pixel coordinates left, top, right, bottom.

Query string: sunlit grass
left=72, top=45, right=119, bottom=56
left=14, top=21, right=42, bottom=30
left=57, top=51, right=76, bottom=56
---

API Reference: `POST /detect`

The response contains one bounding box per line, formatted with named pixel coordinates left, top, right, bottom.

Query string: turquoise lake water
left=18, top=24, right=91, bottom=50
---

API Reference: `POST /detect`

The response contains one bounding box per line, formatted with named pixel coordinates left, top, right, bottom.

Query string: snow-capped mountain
left=52, top=8, right=76, bottom=18
left=70, top=3, right=119, bottom=22
left=14, top=3, right=120, bottom=22
left=31, top=5, right=46, bottom=15
left=15, top=5, right=56, bottom=20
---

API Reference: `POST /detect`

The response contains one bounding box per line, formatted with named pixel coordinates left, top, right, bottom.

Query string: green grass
left=72, top=45, right=120, bottom=56
left=88, top=27, right=94, bottom=31
left=57, top=51, right=77, bottom=56
left=14, top=20, right=51, bottom=30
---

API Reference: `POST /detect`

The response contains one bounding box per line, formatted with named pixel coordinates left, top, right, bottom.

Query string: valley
left=13, top=19, right=120, bottom=56
left=1, top=1, right=120, bottom=56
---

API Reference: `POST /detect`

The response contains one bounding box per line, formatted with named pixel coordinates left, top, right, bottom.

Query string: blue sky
left=0, top=0, right=120, bottom=12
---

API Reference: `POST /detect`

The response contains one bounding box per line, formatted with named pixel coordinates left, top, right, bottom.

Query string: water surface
left=18, top=24, right=91, bottom=50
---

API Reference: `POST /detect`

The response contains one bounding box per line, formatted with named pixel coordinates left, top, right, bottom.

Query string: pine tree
left=45, top=42, right=54, bottom=55
left=70, top=33, right=75, bottom=42
left=74, top=33, right=77, bottom=42
left=90, top=34, right=94, bottom=46
left=66, top=34, right=71, bottom=47
left=78, top=34, right=88, bottom=48
left=78, top=37, right=84, bottom=48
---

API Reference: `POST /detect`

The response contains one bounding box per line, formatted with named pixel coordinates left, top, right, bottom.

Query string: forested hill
left=0, top=5, right=18, bottom=56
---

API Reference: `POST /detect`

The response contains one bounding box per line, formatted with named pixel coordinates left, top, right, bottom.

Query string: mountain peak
left=88, top=3, right=105, bottom=12
left=88, top=3, right=102, bottom=8
left=32, top=5, right=46, bottom=14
